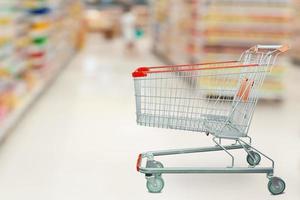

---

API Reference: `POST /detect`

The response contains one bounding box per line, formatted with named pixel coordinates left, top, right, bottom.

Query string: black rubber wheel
left=146, top=176, right=164, bottom=193
left=268, top=177, right=286, bottom=195
left=246, top=151, right=261, bottom=166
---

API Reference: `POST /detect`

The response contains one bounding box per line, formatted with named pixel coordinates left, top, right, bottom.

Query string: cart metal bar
left=252, top=44, right=289, bottom=53
left=145, top=60, right=239, bottom=69
left=212, top=137, right=235, bottom=167
left=146, top=64, right=259, bottom=75
left=132, top=62, right=259, bottom=77
left=238, top=138, right=275, bottom=168
left=143, top=144, right=246, bottom=157
left=140, top=167, right=273, bottom=174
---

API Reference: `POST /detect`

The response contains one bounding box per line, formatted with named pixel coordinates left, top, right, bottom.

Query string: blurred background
left=0, top=0, right=299, bottom=199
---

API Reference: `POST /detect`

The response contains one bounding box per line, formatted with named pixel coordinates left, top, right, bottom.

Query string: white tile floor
left=0, top=34, right=299, bottom=200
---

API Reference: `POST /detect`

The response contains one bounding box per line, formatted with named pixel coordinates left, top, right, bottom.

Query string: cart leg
left=246, top=136, right=252, bottom=145
left=238, top=138, right=286, bottom=195
left=237, top=140, right=255, bottom=159
left=145, top=144, right=244, bottom=157
left=144, top=153, right=156, bottom=177
left=145, top=152, right=154, bottom=160
left=212, top=137, right=235, bottom=167
left=237, top=139, right=261, bottom=166
left=238, top=138, right=275, bottom=169
left=232, top=139, right=238, bottom=145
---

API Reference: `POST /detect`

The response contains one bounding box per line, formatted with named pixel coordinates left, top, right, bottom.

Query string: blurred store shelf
left=150, top=0, right=293, bottom=101
left=291, top=0, right=300, bottom=64
left=0, top=0, right=85, bottom=141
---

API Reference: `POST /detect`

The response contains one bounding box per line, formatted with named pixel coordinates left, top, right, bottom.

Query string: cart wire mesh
left=132, top=45, right=287, bottom=138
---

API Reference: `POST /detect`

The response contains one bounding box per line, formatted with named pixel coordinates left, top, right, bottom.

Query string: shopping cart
left=132, top=45, right=289, bottom=194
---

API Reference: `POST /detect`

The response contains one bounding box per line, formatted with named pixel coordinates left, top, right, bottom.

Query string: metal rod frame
left=139, top=137, right=274, bottom=176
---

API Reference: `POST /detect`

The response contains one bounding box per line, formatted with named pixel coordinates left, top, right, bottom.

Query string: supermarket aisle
left=0, top=34, right=299, bottom=200
left=0, top=34, right=165, bottom=199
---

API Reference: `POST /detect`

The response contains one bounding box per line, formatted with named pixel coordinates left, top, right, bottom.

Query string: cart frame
left=132, top=44, right=289, bottom=195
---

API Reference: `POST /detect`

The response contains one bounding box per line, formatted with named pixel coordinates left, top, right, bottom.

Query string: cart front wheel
left=146, top=177, right=164, bottom=193
left=146, top=160, right=164, bottom=168
left=145, top=160, right=164, bottom=177
left=268, top=177, right=285, bottom=195
left=246, top=151, right=261, bottom=166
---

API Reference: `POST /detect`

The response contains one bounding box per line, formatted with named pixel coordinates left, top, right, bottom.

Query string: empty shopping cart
left=132, top=45, right=289, bottom=194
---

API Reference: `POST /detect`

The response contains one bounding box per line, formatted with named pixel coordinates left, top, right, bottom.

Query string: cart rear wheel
left=146, top=177, right=164, bottom=193
left=246, top=151, right=261, bottom=166
left=268, top=177, right=285, bottom=195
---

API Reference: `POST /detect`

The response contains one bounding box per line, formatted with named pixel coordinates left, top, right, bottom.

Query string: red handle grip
left=136, top=154, right=142, bottom=172
left=132, top=61, right=258, bottom=78
left=136, top=154, right=143, bottom=172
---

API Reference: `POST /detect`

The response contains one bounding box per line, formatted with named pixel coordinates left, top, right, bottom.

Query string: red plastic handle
left=136, top=154, right=142, bottom=172
left=132, top=61, right=258, bottom=78
left=145, top=60, right=238, bottom=70
left=132, top=61, right=239, bottom=77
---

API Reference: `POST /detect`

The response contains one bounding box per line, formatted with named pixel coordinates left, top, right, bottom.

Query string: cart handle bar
left=132, top=61, right=259, bottom=78
left=250, top=44, right=290, bottom=53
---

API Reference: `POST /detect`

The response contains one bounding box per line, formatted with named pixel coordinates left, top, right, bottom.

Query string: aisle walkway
left=0, top=34, right=299, bottom=200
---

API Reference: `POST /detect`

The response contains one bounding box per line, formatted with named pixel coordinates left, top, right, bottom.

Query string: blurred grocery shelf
left=291, top=0, right=300, bottom=64
left=0, top=0, right=85, bottom=140
left=150, top=0, right=293, bottom=101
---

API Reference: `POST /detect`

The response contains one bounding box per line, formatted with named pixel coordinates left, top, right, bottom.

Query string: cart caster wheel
left=148, top=160, right=164, bottom=168
left=246, top=151, right=261, bottom=166
left=145, top=160, right=164, bottom=177
left=268, top=177, right=286, bottom=195
left=146, top=160, right=164, bottom=168
left=146, top=176, right=164, bottom=193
